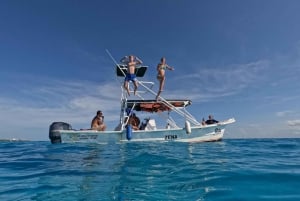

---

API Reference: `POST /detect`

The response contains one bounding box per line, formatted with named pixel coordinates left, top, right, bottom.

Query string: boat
left=49, top=56, right=235, bottom=144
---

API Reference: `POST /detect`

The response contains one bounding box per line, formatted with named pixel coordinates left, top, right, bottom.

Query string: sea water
left=0, top=138, right=299, bottom=201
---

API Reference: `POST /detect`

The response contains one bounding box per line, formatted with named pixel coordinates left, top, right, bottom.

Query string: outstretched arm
left=120, top=56, right=128, bottom=63
left=135, top=56, right=143, bottom=64
left=166, top=64, right=174, bottom=70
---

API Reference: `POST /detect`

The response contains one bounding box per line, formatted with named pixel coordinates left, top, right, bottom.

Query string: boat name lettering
left=78, top=134, right=98, bottom=140
left=165, top=135, right=177, bottom=140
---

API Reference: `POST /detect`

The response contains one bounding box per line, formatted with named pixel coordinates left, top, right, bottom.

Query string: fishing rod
left=105, top=49, right=126, bottom=77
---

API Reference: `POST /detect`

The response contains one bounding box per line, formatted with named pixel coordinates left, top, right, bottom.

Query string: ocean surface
left=0, top=138, right=300, bottom=201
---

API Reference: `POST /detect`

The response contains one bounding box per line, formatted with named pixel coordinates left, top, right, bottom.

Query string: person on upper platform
left=156, top=57, right=174, bottom=100
left=120, top=55, right=143, bottom=96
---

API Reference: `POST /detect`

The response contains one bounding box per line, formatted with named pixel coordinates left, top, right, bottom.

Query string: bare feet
left=156, top=90, right=163, bottom=101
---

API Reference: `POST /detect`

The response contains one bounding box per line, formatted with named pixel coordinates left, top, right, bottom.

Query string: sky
left=0, top=0, right=300, bottom=141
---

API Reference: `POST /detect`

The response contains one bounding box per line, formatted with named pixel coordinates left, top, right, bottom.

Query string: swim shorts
left=125, top=73, right=137, bottom=82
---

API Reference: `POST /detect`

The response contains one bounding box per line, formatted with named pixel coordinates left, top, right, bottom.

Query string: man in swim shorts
left=120, top=55, right=143, bottom=96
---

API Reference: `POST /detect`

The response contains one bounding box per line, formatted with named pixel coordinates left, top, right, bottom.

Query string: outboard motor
left=49, top=122, right=72, bottom=144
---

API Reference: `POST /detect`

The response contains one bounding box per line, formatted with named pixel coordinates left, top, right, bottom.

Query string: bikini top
left=159, top=64, right=167, bottom=70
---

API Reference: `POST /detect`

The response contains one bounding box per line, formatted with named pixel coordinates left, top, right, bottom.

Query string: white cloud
left=169, top=60, right=269, bottom=102
left=276, top=110, right=294, bottom=117
left=226, top=121, right=300, bottom=138
left=287, top=120, right=300, bottom=127
left=0, top=78, right=123, bottom=141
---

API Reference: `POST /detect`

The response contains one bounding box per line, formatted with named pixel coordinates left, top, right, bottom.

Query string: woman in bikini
left=156, top=57, right=174, bottom=100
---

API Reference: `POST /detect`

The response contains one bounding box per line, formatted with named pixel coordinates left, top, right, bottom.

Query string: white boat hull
left=57, top=118, right=235, bottom=144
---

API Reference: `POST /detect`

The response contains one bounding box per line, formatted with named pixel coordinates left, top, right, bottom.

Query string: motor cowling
left=49, top=122, right=72, bottom=144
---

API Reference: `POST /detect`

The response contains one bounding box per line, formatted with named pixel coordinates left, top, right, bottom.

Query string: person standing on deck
left=156, top=57, right=174, bottom=100
left=120, top=55, right=143, bottom=96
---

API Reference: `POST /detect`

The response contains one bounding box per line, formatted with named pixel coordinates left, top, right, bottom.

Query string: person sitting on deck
left=120, top=55, right=143, bottom=96
left=91, top=110, right=106, bottom=131
left=204, top=115, right=219, bottom=125
left=127, top=113, right=140, bottom=131
left=132, top=113, right=140, bottom=128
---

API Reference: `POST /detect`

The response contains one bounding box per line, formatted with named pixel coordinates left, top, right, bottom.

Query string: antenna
left=105, top=49, right=126, bottom=77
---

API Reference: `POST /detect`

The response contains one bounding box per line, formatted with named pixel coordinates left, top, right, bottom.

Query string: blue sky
left=1, top=0, right=300, bottom=141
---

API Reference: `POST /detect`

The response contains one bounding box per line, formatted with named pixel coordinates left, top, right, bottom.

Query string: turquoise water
left=0, top=139, right=300, bottom=201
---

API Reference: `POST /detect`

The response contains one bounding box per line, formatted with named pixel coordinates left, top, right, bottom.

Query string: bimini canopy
left=126, top=99, right=192, bottom=113
left=116, top=65, right=148, bottom=77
